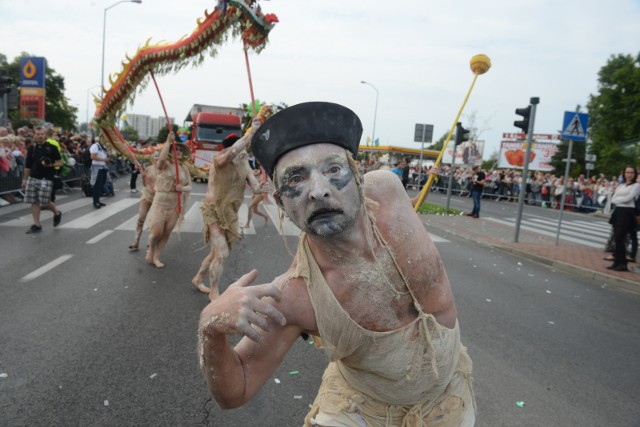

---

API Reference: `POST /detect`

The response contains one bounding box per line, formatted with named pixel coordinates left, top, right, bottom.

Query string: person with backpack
left=81, top=142, right=92, bottom=176
left=89, top=139, right=110, bottom=209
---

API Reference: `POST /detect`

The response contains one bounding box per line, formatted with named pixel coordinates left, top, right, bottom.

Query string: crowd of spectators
left=0, top=125, right=122, bottom=204
left=355, top=157, right=632, bottom=214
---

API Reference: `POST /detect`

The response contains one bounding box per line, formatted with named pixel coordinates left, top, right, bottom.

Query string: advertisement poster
left=498, top=141, right=559, bottom=171
left=442, top=140, right=485, bottom=166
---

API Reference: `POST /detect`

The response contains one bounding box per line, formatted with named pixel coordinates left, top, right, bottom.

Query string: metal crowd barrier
left=0, top=168, right=24, bottom=198
left=0, top=158, right=130, bottom=200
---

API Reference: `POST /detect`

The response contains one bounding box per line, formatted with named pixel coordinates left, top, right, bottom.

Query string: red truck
left=185, top=105, right=244, bottom=169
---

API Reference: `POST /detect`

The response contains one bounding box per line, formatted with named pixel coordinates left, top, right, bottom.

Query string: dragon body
left=93, top=0, right=278, bottom=178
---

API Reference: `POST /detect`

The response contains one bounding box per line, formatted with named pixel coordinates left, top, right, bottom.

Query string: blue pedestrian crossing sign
left=562, top=111, right=589, bottom=142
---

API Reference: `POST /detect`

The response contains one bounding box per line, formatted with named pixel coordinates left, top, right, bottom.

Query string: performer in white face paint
left=191, top=118, right=264, bottom=298
left=198, top=102, right=476, bottom=427
left=145, top=132, right=192, bottom=268
left=129, top=150, right=159, bottom=252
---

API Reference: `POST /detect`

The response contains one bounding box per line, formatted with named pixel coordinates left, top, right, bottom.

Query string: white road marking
left=180, top=201, right=204, bottom=233
left=429, top=233, right=449, bottom=243
left=483, top=217, right=603, bottom=248
left=86, top=230, right=114, bottom=244
left=61, top=199, right=139, bottom=229
left=20, top=255, right=74, bottom=282
left=1, top=198, right=94, bottom=226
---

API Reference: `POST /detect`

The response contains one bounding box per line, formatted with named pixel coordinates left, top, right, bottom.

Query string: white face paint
left=274, top=144, right=361, bottom=237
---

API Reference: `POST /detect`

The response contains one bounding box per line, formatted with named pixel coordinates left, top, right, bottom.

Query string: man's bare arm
left=215, top=118, right=261, bottom=169
left=156, top=133, right=174, bottom=172
left=198, top=270, right=303, bottom=408
left=242, top=162, right=263, bottom=194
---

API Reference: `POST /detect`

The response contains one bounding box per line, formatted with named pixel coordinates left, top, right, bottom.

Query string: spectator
left=90, top=139, right=110, bottom=209
left=21, top=127, right=63, bottom=233
left=607, top=165, right=640, bottom=271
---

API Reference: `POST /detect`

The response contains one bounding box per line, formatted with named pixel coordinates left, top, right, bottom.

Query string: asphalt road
left=1, top=181, right=638, bottom=426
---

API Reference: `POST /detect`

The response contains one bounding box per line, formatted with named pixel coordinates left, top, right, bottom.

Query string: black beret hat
left=251, top=102, right=362, bottom=178
left=222, top=133, right=240, bottom=149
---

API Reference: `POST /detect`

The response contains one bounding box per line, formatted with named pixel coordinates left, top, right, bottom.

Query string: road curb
left=424, top=218, right=640, bottom=295
left=491, top=244, right=640, bottom=295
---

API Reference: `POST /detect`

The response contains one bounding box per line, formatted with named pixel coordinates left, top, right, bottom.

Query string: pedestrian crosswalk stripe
left=484, top=217, right=603, bottom=248
left=1, top=198, right=94, bottom=227
left=571, top=219, right=611, bottom=232
left=61, top=199, right=140, bottom=229
left=114, top=214, right=140, bottom=231
left=180, top=201, right=205, bottom=233
left=1, top=192, right=453, bottom=242
left=525, top=218, right=609, bottom=240
left=113, top=201, right=258, bottom=235
left=0, top=194, right=71, bottom=216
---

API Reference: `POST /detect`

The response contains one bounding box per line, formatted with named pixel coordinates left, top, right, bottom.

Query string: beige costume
left=141, top=165, right=157, bottom=203
left=294, top=233, right=476, bottom=427
left=201, top=154, right=249, bottom=246
left=148, top=162, right=190, bottom=227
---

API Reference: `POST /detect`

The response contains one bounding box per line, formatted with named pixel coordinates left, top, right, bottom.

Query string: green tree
left=157, top=124, right=180, bottom=144
left=587, top=52, right=640, bottom=176
left=427, top=132, right=449, bottom=151
left=0, top=52, right=78, bottom=130
left=120, top=125, right=140, bottom=142
left=482, top=150, right=499, bottom=171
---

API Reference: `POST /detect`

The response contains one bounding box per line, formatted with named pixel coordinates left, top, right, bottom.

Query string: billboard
left=20, top=57, right=46, bottom=88
left=442, top=140, right=485, bottom=166
left=497, top=133, right=560, bottom=171
left=19, top=57, right=47, bottom=120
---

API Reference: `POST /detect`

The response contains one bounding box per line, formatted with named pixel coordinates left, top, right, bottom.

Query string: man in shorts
left=22, top=127, right=63, bottom=233
left=198, top=102, right=475, bottom=426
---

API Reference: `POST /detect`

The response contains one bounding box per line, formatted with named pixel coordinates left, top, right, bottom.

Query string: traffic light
left=455, top=122, right=470, bottom=146
left=514, top=105, right=531, bottom=134
left=0, top=69, right=12, bottom=95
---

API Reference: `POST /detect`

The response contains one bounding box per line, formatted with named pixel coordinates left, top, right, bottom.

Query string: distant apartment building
left=125, top=113, right=175, bottom=141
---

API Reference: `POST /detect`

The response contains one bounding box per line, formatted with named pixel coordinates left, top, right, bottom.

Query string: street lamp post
left=361, top=80, right=378, bottom=160
left=101, top=0, right=142, bottom=90
left=86, top=85, right=101, bottom=136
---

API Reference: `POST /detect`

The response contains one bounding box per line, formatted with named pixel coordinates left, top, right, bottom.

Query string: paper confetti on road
left=516, top=401, right=525, bottom=408
left=289, top=371, right=300, bottom=375
left=104, top=400, right=109, bottom=406
left=294, top=395, right=302, bottom=399
left=274, top=378, right=281, bottom=384
left=150, top=373, right=157, bottom=379
left=486, top=299, right=492, bottom=302
left=0, top=373, right=7, bottom=378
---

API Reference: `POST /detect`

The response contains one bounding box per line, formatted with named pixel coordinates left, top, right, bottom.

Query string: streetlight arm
left=101, top=0, right=143, bottom=89
left=361, top=80, right=379, bottom=156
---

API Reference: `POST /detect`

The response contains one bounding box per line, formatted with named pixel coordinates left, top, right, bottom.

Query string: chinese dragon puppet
left=93, top=0, right=278, bottom=178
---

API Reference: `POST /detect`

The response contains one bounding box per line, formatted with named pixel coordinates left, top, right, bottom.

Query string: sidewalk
left=421, top=212, right=640, bottom=294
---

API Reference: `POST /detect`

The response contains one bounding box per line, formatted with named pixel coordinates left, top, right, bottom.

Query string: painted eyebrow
left=280, top=153, right=348, bottom=177
left=281, top=165, right=307, bottom=179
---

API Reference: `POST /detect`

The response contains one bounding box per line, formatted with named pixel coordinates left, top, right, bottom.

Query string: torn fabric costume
left=148, top=162, right=190, bottom=228
left=140, top=165, right=157, bottom=204
left=294, top=232, right=476, bottom=427
left=201, top=153, right=249, bottom=246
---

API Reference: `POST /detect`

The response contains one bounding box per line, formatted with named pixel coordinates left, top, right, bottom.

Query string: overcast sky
left=1, top=0, right=639, bottom=157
